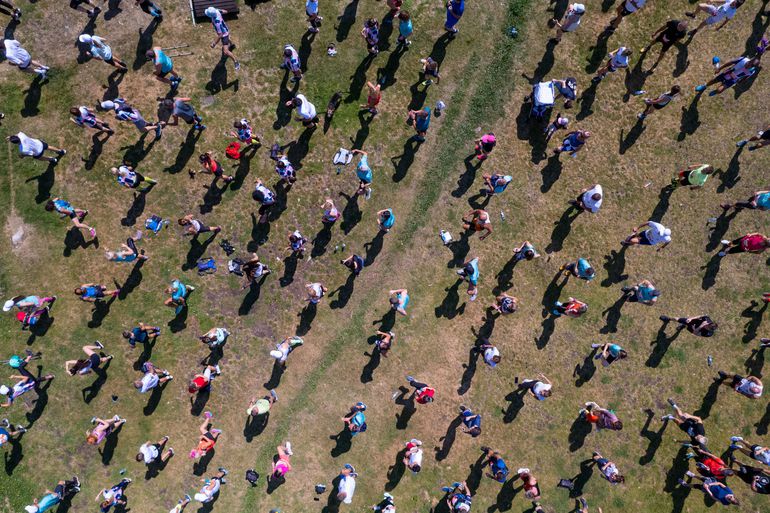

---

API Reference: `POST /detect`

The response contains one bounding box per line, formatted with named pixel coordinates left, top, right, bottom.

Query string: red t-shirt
left=741, top=234, right=767, bottom=253
left=192, top=375, right=208, bottom=389
left=701, top=456, right=728, bottom=479
left=416, top=387, right=435, bottom=404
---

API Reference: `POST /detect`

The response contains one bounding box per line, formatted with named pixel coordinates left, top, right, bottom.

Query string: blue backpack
left=145, top=215, right=168, bottom=234
left=197, top=258, right=217, bottom=275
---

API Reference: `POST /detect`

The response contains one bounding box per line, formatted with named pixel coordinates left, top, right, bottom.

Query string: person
left=188, top=364, right=220, bottom=395
left=591, top=342, right=628, bottom=367
left=477, top=340, right=501, bottom=368
left=462, top=209, right=493, bottom=240
left=554, top=129, right=590, bottom=157
left=269, top=442, right=293, bottom=483
left=70, top=106, right=114, bottom=134
left=7, top=132, right=65, bottom=163
left=0, top=0, right=21, bottom=20
left=194, top=468, right=228, bottom=503
left=386, top=0, right=402, bottom=15
left=204, top=6, right=240, bottom=70
left=351, top=148, right=374, bottom=198
left=322, top=198, right=341, bottom=223
left=337, top=464, right=358, bottom=504
left=271, top=153, right=296, bottom=190
left=561, top=257, right=595, bottom=281
left=678, top=472, right=739, bottom=504
left=241, top=253, right=271, bottom=288
left=3, top=39, right=49, bottom=79
left=420, top=57, right=440, bottom=85
left=686, top=446, right=734, bottom=479
left=341, top=254, right=365, bottom=276
left=736, top=127, right=770, bottom=151
left=0, top=356, right=54, bottom=408
left=74, top=284, right=120, bottom=302
left=695, top=55, right=761, bottom=97
left=389, top=288, right=410, bottom=316
left=474, top=133, right=497, bottom=161
left=178, top=214, right=222, bottom=237
left=459, top=405, right=482, bottom=436
left=78, top=34, right=127, bottom=71
left=375, top=330, right=395, bottom=357
left=492, top=293, right=519, bottom=314
left=593, top=451, right=625, bottom=484
left=146, top=47, right=181, bottom=88
left=246, top=389, right=278, bottom=417
left=406, top=376, right=435, bottom=404
left=481, top=448, right=510, bottom=483
left=641, top=19, right=688, bottom=71
left=164, top=279, right=194, bottom=308
left=199, top=327, right=230, bottom=350
left=123, top=323, right=161, bottom=348
left=45, top=198, right=96, bottom=237
left=638, top=86, right=680, bottom=120
left=622, top=220, right=672, bottom=250
left=444, top=0, right=465, bottom=33
left=570, top=184, right=603, bottom=213
left=717, top=371, right=763, bottom=399
left=282, top=44, right=302, bottom=82
left=515, top=468, right=541, bottom=499
left=69, top=0, right=100, bottom=17
left=190, top=414, right=221, bottom=459
left=593, top=47, right=632, bottom=82
left=659, top=314, right=718, bottom=337
left=519, top=374, right=552, bottom=400
left=579, top=401, right=623, bottom=430
left=408, top=106, right=431, bottom=141
left=232, top=118, right=258, bottom=148
left=254, top=179, right=277, bottom=224
left=445, top=480, right=472, bottom=512
left=718, top=232, right=770, bottom=257
left=672, top=164, right=714, bottom=189
left=103, top=99, right=164, bottom=138
left=361, top=81, right=382, bottom=115
left=661, top=398, right=708, bottom=448
left=397, top=11, right=414, bottom=46
left=136, top=436, right=173, bottom=466
left=285, top=94, right=319, bottom=128
left=685, top=0, right=745, bottom=38
left=135, top=0, right=162, bottom=19
left=731, top=459, right=770, bottom=494
left=545, top=111, right=570, bottom=141
left=372, top=492, right=396, bottom=512
left=550, top=3, right=585, bottom=42
left=513, top=241, right=540, bottom=262
left=403, top=439, right=423, bottom=473
left=456, top=257, right=480, bottom=300
left=134, top=362, right=172, bottom=393
left=65, top=342, right=113, bottom=376
left=306, top=0, right=321, bottom=32
left=197, top=151, right=234, bottom=183
left=621, top=279, right=659, bottom=304
left=24, top=478, right=80, bottom=513
left=377, top=209, right=396, bottom=233
left=482, top=174, right=513, bottom=197
left=287, top=230, right=309, bottom=257
left=361, top=18, right=380, bottom=54
left=163, top=97, right=206, bottom=131
left=608, top=0, right=646, bottom=30
left=306, top=283, right=328, bottom=304
left=729, top=436, right=770, bottom=467
left=110, top=165, right=157, bottom=191
left=96, top=478, right=131, bottom=512
left=86, top=415, right=126, bottom=446
left=0, top=418, right=27, bottom=448
left=552, top=297, right=588, bottom=317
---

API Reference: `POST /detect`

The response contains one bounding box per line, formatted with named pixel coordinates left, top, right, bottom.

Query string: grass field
left=1, top=0, right=770, bottom=512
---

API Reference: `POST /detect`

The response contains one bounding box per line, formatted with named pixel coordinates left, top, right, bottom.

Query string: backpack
left=245, top=469, right=259, bottom=485
left=197, top=257, right=217, bottom=275
left=333, top=148, right=354, bottom=166
left=145, top=215, right=168, bottom=234
left=225, top=141, right=241, bottom=160
left=228, top=258, right=244, bottom=276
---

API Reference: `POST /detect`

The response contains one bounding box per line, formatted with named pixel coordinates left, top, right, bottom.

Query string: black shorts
left=196, top=222, right=211, bottom=233
left=301, top=116, right=319, bottom=126
left=32, top=141, right=49, bottom=158
left=221, top=35, right=232, bottom=47
left=761, top=130, right=770, bottom=141
left=258, top=203, right=273, bottom=216
left=655, top=34, right=676, bottom=51
left=731, top=374, right=746, bottom=387
left=211, top=161, right=224, bottom=177
left=620, top=5, right=633, bottom=16
left=89, top=352, right=101, bottom=369
left=652, top=102, right=669, bottom=110
left=367, top=42, right=379, bottom=51
left=70, top=0, right=88, bottom=8
left=203, top=431, right=216, bottom=442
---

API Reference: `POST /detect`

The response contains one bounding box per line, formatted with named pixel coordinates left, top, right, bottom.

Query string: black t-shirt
left=660, top=20, right=686, bottom=44
left=680, top=418, right=705, bottom=438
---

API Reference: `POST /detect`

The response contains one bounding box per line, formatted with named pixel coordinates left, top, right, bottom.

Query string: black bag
left=245, top=469, right=259, bottom=485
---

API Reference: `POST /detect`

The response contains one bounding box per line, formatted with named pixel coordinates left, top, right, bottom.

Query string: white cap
left=0, top=385, right=9, bottom=395
left=572, top=3, right=586, bottom=13
left=204, top=6, right=218, bottom=17
left=269, top=350, right=283, bottom=359
left=100, top=100, right=116, bottom=111
left=3, top=299, right=15, bottom=312
left=78, top=34, right=93, bottom=44
left=503, top=175, right=513, bottom=183
left=25, top=506, right=40, bottom=513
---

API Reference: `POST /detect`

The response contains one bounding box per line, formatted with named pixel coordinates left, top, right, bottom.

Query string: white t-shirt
left=602, top=462, right=620, bottom=481
left=4, top=39, right=31, bottom=67
left=562, top=6, right=584, bottom=31
left=139, top=372, right=159, bottom=393
left=483, top=346, right=500, bottom=368
left=533, top=382, right=552, bottom=400
left=338, top=475, right=356, bottom=504
left=295, top=94, right=317, bottom=120
left=16, top=132, right=44, bottom=157
left=623, top=0, right=646, bottom=13
left=708, top=0, right=737, bottom=23
left=610, top=48, right=630, bottom=69
left=409, top=448, right=423, bottom=467
left=582, top=184, right=603, bottom=213
left=139, top=443, right=159, bottom=463
left=730, top=57, right=753, bottom=80
left=284, top=45, right=300, bottom=71
left=645, top=221, right=671, bottom=245
left=737, top=378, right=763, bottom=398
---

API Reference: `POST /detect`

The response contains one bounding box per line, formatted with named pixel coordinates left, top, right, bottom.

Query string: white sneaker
left=285, top=441, right=293, bottom=455
left=720, top=240, right=730, bottom=245
left=591, top=343, right=601, bottom=348
left=731, top=436, right=744, bottom=442
left=95, top=340, right=104, bottom=349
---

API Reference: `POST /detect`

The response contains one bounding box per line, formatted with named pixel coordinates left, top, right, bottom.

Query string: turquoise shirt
left=155, top=50, right=173, bottom=73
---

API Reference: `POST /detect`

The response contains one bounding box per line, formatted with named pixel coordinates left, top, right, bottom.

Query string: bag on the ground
left=333, top=148, right=353, bottom=166
left=197, top=257, right=217, bottom=275
left=145, top=215, right=168, bottom=234
left=228, top=258, right=244, bottom=276
left=225, top=142, right=241, bottom=160
left=245, top=469, right=259, bottom=485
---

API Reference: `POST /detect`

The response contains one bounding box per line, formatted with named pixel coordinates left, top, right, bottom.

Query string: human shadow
left=118, top=259, right=145, bottom=301
left=677, top=90, right=702, bottom=141
left=537, top=271, right=567, bottom=348
left=540, top=154, right=563, bottom=193
left=360, top=348, right=380, bottom=384
left=120, top=190, right=149, bottom=226
left=391, top=137, right=421, bottom=182
left=601, top=246, right=628, bottom=286
left=133, top=338, right=156, bottom=371
left=584, top=30, right=610, bottom=74
left=494, top=254, right=519, bottom=294
left=311, top=222, right=334, bottom=258
left=568, top=414, right=592, bottom=452
left=619, top=117, right=646, bottom=154
left=434, top=415, right=462, bottom=461
left=488, top=476, right=519, bottom=513
left=244, top=411, right=269, bottom=442
left=693, top=378, right=722, bottom=420
left=164, top=126, right=202, bottom=174
left=663, top=446, right=691, bottom=513
left=700, top=252, right=722, bottom=291
left=741, top=300, right=767, bottom=343
left=335, top=0, right=359, bottom=42
left=287, top=128, right=314, bottom=169
left=649, top=184, right=675, bottom=223
left=705, top=209, right=737, bottom=252
left=83, top=132, right=112, bottom=171
left=532, top=39, right=556, bottom=80
left=20, top=75, right=44, bottom=118
left=377, top=43, right=407, bottom=90
left=192, top=448, right=215, bottom=476
left=451, top=155, right=482, bottom=198
left=88, top=292, right=115, bottom=329
left=199, top=178, right=229, bottom=215
left=435, top=280, right=466, bottom=320
left=566, top=459, right=595, bottom=498
left=363, top=231, right=384, bottom=265
left=330, top=273, right=356, bottom=310
left=574, top=347, right=598, bottom=387
left=183, top=233, right=216, bottom=271
left=99, top=422, right=124, bottom=465
left=458, top=337, right=482, bottom=395
left=296, top=301, right=317, bottom=336
left=350, top=109, right=372, bottom=150
left=345, top=53, right=376, bottom=103
left=299, top=30, right=315, bottom=73
left=672, top=41, right=690, bottom=78
left=121, top=132, right=158, bottom=168
left=545, top=205, right=580, bottom=253
left=143, top=380, right=168, bottom=416
left=502, top=387, right=527, bottom=423
left=168, top=303, right=188, bottom=333
left=144, top=453, right=171, bottom=481
left=25, top=312, right=53, bottom=345
left=576, top=79, right=598, bottom=121
left=756, top=402, right=770, bottom=435
left=640, top=408, right=667, bottom=465
left=339, top=191, right=361, bottom=235
left=26, top=161, right=56, bottom=203
left=329, top=427, right=353, bottom=457
left=273, top=70, right=298, bottom=129
left=646, top=319, right=683, bottom=368
left=600, top=293, right=627, bottom=334
left=745, top=345, right=766, bottom=378
left=622, top=58, right=651, bottom=103
left=446, top=231, right=471, bottom=268
left=384, top=447, right=407, bottom=491
left=716, top=147, right=743, bottom=192
left=239, top=275, right=266, bottom=316
left=205, top=54, right=239, bottom=94
left=263, top=360, right=286, bottom=390
left=394, top=386, right=416, bottom=430
left=133, top=18, right=158, bottom=70
left=3, top=429, right=24, bottom=475
left=25, top=375, right=51, bottom=426
left=372, top=309, right=397, bottom=332
left=63, top=227, right=98, bottom=257
left=280, top=253, right=299, bottom=287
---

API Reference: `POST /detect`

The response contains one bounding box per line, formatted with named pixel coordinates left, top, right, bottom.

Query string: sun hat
left=0, top=385, right=9, bottom=395
left=572, top=3, right=586, bottom=13
left=78, top=34, right=93, bottom=44
left=204, top=6, right=218, bottom=17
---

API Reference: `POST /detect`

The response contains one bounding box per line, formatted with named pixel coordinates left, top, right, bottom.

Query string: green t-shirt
left=687, top=165, right=711, bottom=187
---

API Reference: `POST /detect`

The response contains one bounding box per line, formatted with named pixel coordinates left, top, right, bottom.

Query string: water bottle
left=341, top=243, right=346, bottom=250
left=508, top=27, right=518, bottom=38
left=632, top=90, right=646, bottom=96
left=707, top=355, right=713, bottom=366
left=336, top=166, right=342, bottom=175
left=334, top=244, right=339, bottom=253
left=119, top=468, right=127, bottom=475
left=500, top=211, right=506, bottom=222
left=712, top=56, right=720, bottom=71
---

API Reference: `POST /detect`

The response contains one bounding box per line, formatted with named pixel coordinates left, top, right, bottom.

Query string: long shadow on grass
left=193, top=448, right=215, bottom=476
left=540, top=154, right=563, bottom=192
left=576, top=80, right=598, bottom=121
left=494, top=254, right=519, bottom=294
left=640, top=408, right=667, bottom=465
left=619, top=117, right=646, bottom=154
left=373, top=309, right=396, bottom=332
left=585, top=30, right=610, bottom=74
left=4, top=430, right=24, bottom=475
left=377, top=43, right=407, bottom=90
left=488, top=476, right=520, bottom=513
left=545, top=205, right=580, bottom=253
left=673, top=41, right=690, bottom=78
left=364, top=231, right=384, bottom=265
left=133, top=18, right=158, bottom=70
left=244, top=411, right=269, bottom=442
left=716, top=146, right=744, bottom=192
left=296, top=301, right=317, bottom=336
left=99, top=422, right=124, bottom=465
left=330, top=273, right=356, bottom=310
left=346, top=53, right=376, bottom=104
left=299, top=30, right=315, bottom=73
left=391, top=137, right=421, bottom=182
left=622, top=58, right=652, bottom=103
left=566, top=459, right=596, bottom=498
left=693, top=378, right=722, bottom=420
left=339, top=191, right=361, bottom=235
left=574, top=347, right=598, bottom=386
left=568, top=414, right=592, bottom=452
left=532, top=39, right=556, bottom=81
left=121, top=132, right=157, bottom=167
left=434, top=415, right=462, bottom=461
left=82, top=362, right=110, bottom=403
left=25, top=376, right=51, bottom=426
left=118, top=259, right=145, bottom=301
left=360, top=347, right=380, bottom=384
left=239, top=275, right=267, bottom=316
left=649, top=184, right=675, bottom=223
left=264, top=360, right=286, bottom=390
left=600, top=293, right=627, bottom=334
left=83, top=132, right=112, bottom=171
left=199, top=179, right=229, bottom=215
left=700, top=253, right=722, bottom=290
left=706, top=209, right=737, bottom=252
left=745, top=345, right=766, bottom=378
left=335, top=0, right=359, bottom=42
left=311, top=222, right=333, bottom=258
left=646, top=319, right=683, bottom=368
left=121, top=190, right=149, bottom=227
left=385, top=447, right=407, bottom=491
left=25, top=312, right=53, bottom=345
left=677, top=91, right=703, bottom=141
left=457, top=337, right=482, bottom=395
left=164, top=126, right=203, bottom=174
left=756, top=402, right=770, bottom=435
left=741, top=300, right=767, bottom=343
left=26, top=161, right=56, bottom=204
left=63, top=227, right=98, bottom=257
left=168, top=304, right=188, bottom=333
left=21, top=75, right=44, bottom=118
left=321, top=474, right=343, bottom=513
left=350, top=109, right=373, bottom=150
left=280, top=253, right=299, bottom=287
left=502, top=387, right=527, bottom=424
left=394, top=386, right=416, bottom=430
left=88, top=292, right=115, bottom=329
left=183, top=233, right=216, bottom=271
left=133, top=338, right=156, bottom=371
left=601, top=246, right=628, bottom=286
left=537, top=271, right=567, bottom=348
left=273, top=70, right=297, bottom=130
left=435, top=279, right=466, bottom=320
left=664, top=445, right=691, bottom=513
left=446, top=231, right=471, bottom=268
left=451, top=154, right=482, bottom=198
left=205, top=54, right=239, bottom=95
left=143, top=380, right=168, bottom=416
left=329, top=427, right=353, bottom=457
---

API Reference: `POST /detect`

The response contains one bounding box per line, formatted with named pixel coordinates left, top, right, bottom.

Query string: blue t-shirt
left=491, top=458, right=509, bottom=482
left=54, top=199, right=72, bottom=213
left=356, top=157, right=373, bottom=183
left=608, top=344, right=622, bottom=358
left=399, top=19, right=413, bottom=37
left=398, top=293, right=410, bottom=309
left=155, top=50, right=173, bottom=73
left=637, top=284, right=656, bottom=302
left=576, top=258, right=594, bottom=280
left=37, top=493, right=61, bottom=513
left=131, top=327, right=148, bottom=343
left=449, top=0, right=465, bottom=17
left=710, top=483, right=734, bottom=505
left=0, top=427, right=8, bottom=447
left=171, top=280, right=186, bottom=300
left=415, top=107, right=431, bottom=132
left=467, top=258, right=480, bottom=285
left=84, top=286, right=100, bottom=298
left=756, top=192, right=770, bottom=209
left=381, top=209, right=395, bottom=228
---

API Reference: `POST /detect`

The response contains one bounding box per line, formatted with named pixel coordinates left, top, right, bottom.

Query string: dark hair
left=145, top=49, right=155, bottom=59
left=382, top=210, right=391, bottom=219
left=233, top=120, right=244, bottom=129
left=398, top=11, right=410, bottom=21
left=591, top=193, right=601, bottom=201
left=70, top=107, right=79, bottom=116
left=585, top=267, right=595, bottom=277
left=412, top=464, right=421, bottom=473
left=198, top=153, right=210, bottom=163
left=45, top=200, right=56, bottom=211
left=283, top=48, right=292, bottom=57
left=524, top=249, right=535, bottom=260
left=178, top=218, right=188, bottom=226
left=135, top=453, right=144, bottom=462
left=8, top=135, right=20, bottom=144
left=122, top=331, right=131, bottom=339
left=618, top=350, right=628, bottom=359
left=68, top=359, right=89, bottom=375
left=670, top=85, right=681, bottom=95
left=577, top=304, right=588, bottom=313
left=613, top=420, right=623, bottom=430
